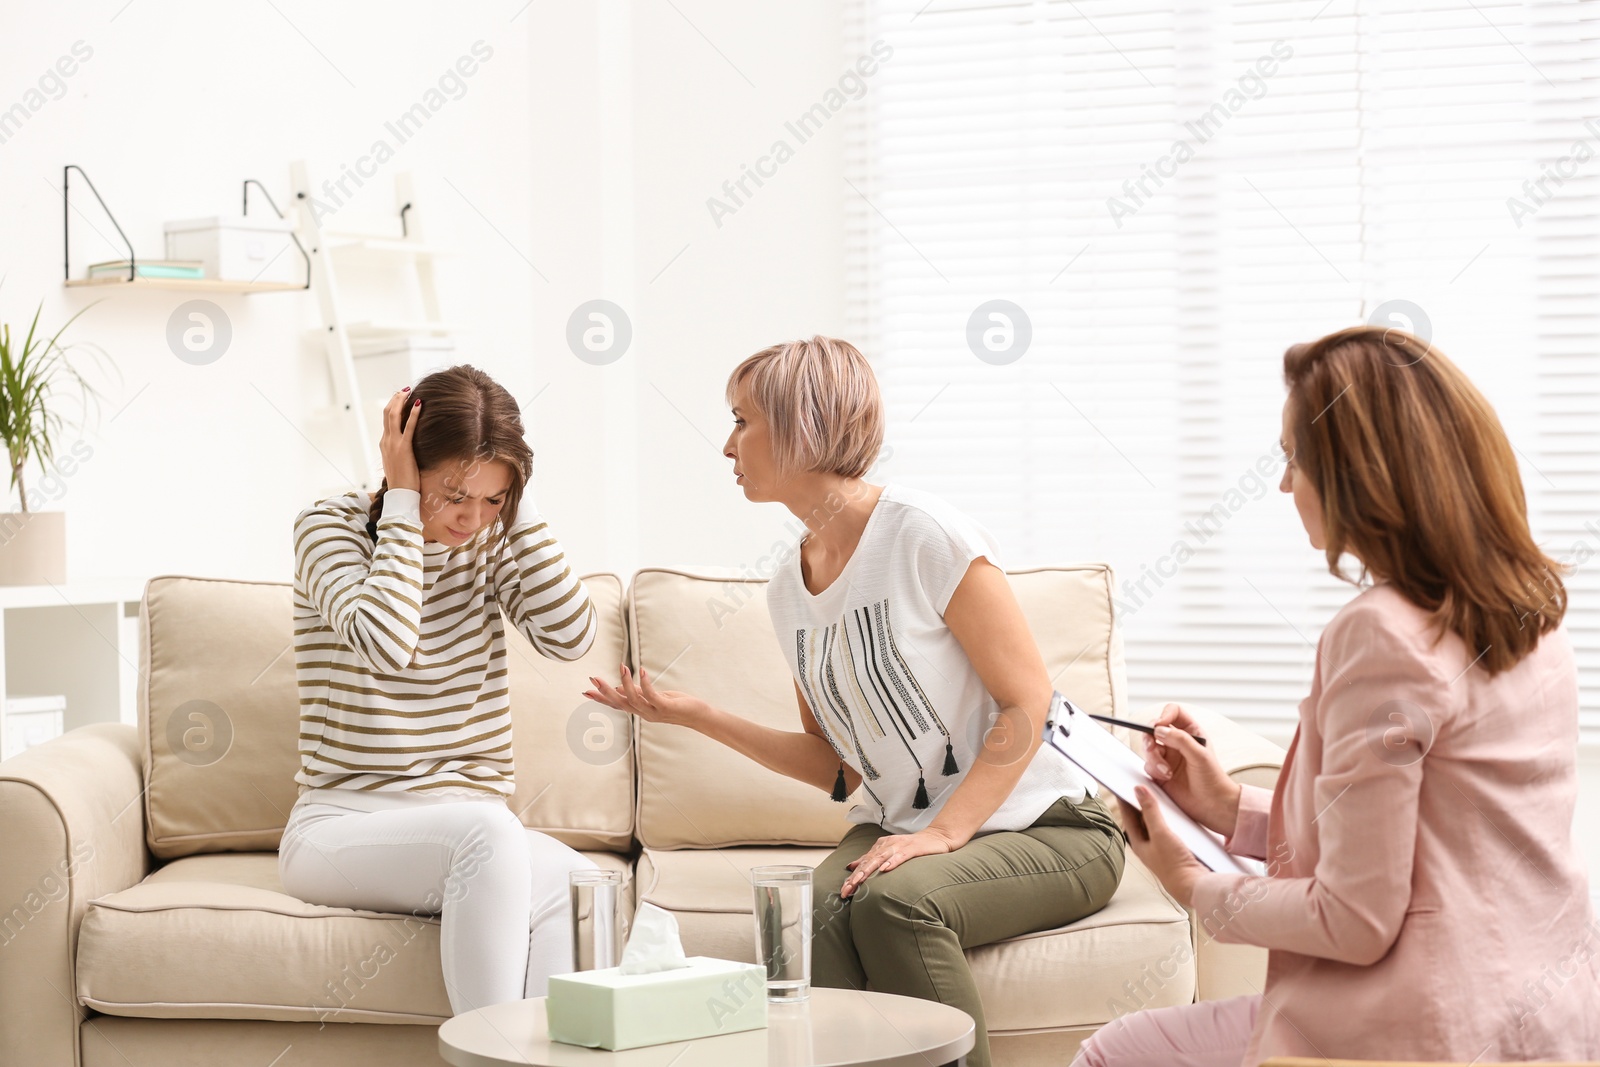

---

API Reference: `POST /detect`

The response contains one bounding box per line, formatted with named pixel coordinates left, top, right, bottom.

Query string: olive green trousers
left=809, top=792, right=1127, bottom=1067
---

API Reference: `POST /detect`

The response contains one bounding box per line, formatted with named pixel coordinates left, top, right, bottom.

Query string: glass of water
left=570, top=869, right=622, bottom=971
left=751, top=864, right=812, bottom=1002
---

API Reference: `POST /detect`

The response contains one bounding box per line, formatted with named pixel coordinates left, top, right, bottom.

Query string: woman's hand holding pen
left=1110, top=703, right=1238, bottom=908
left=1141, top=702, right=1242, bottom=839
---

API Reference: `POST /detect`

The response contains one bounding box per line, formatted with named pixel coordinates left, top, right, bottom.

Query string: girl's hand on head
left=583, top=665, right=711, bottom=728
left=380, top=389, right=422, bottom=493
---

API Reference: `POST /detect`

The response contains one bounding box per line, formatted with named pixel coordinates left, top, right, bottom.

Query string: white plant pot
left=0, top=511, right=66, bottom=586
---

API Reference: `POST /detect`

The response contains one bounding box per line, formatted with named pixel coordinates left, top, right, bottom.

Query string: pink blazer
left=1192, top=582, right=1600, bottom=1066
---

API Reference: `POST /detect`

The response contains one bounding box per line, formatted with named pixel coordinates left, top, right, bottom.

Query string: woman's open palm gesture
left=584, top=665, right=710, bottom=729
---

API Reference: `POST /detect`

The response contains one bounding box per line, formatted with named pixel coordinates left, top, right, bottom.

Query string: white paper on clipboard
left=1044, top=693, right=1264, bottom=876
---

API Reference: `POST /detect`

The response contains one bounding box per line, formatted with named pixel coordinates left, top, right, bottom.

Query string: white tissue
left=617, top=902, right=692, bottom=976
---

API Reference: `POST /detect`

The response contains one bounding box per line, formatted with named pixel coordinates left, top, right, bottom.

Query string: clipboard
left=1044, top=691, right=1264, bottom=876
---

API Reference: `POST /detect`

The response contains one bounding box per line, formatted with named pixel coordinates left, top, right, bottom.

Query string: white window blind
left=844, top=0, right=1600, bottom=744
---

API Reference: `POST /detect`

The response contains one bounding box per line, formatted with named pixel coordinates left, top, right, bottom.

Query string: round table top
left=437, top=987, right=975, bottom=1067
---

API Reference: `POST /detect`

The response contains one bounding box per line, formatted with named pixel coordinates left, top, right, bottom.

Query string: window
left=845, top=0, right=1600, bottom=743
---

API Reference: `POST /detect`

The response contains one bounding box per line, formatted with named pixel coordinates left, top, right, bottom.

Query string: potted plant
left=0, top=294, right=113, bottom=586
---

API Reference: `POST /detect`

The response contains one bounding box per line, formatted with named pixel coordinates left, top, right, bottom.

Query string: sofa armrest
left=1120, top=702, right=1286, bottom=1003
left=0, top=723, right=151, bottom=1067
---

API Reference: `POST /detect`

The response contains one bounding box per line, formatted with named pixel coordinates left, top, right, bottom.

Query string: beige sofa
left=0, top=564, right=1285, bottom=1067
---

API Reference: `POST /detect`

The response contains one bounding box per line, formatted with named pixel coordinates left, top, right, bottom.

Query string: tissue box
left=546, top=957, right=768, bottom=1050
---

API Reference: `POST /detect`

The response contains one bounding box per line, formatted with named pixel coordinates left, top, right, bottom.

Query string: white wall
left=1, top=3, right=535, bottom=579
left=528, top=0, right=849, bottom=578
left=0, top=0, right=844, bottom=588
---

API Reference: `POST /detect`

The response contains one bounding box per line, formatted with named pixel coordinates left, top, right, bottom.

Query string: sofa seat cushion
left=76, top=851, right=634, bottom=1024
left=637, top=847, right=1194, bottom=1033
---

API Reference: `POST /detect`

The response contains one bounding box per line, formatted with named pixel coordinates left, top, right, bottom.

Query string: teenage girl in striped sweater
left=278, top=366, right=600, bottom=1016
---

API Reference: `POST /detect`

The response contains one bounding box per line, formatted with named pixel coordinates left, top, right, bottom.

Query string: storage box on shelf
left=163, top=215, right=300, bottom=287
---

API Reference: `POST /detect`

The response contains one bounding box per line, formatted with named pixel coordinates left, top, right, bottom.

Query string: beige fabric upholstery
left=500, top=573, right=635, bottom=851
left=138, top=573, right=635, bottom=858
left=1007, top=565, right=1128, bottom=722
left=140, top=577, right=301, bottom=857
left=967, top=856, right=1195, bottom=1032
left=990, top=1028, right=1097, bottom=1067
left=0, top=724, right=149, bottom=1067
left=628, top=568, right=855, bottom=849
left=81, top=1017, right=442, bottom=1067
left=75, top=851, right=634, bottom=1024
left=629, top=564, right=1128, bottom=849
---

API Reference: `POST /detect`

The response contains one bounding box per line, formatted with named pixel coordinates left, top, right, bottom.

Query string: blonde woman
left=280, top=366, right=601, bottom=1015
left=586, top=336, right=1126, bottom=1067
left=1077, top=326, right=1600, bottom=1066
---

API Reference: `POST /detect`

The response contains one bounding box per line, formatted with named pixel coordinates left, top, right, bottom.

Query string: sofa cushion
left=636, top=846, right=1194, bottom=1032
left=139, top=572, right=635, bottom=858
left=628, top=568, right=852, bottom=850
left=629, top=565, right=1127, bottom=849
left=75, top=851, right=634, bottom=1023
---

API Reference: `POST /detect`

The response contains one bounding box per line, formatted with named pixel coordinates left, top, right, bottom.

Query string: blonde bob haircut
left=726, top=335, right=885, bottom=479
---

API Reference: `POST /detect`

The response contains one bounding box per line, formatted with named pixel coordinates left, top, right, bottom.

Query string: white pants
left=277, top=789, right=596, bottom=1015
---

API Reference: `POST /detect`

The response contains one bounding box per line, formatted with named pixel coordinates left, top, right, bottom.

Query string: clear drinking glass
left=570, top=869, right=622, bottom=971
left=751, top=864, right=812, bottom=1002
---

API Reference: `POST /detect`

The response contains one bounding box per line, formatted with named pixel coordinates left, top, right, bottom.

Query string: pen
left=1088, top=713, right=1208, bottom=747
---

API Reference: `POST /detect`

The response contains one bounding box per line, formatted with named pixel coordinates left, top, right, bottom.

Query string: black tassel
left=941, top=740, right=958, bottom=776
left=831, top=764, right=848, bottom=802
left=913, top=775, right=930, bottom=809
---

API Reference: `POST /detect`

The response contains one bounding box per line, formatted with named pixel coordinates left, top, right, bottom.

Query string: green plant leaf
left=0, top=293, right=110, bottom=512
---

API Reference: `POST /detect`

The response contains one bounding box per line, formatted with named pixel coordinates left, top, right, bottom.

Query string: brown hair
left=725, top=335, right=884, bottom=479
left=1283, top=324, right=1565, bottom=675
left=366, top=364, right=532, bottom=560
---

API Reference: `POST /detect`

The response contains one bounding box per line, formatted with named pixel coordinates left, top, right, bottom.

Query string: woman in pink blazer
left=1075, top=325, right=1600, bottom=1066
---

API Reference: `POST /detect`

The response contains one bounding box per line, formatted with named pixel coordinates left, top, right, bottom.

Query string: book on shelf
left=86, top=259, right=205, bottom=280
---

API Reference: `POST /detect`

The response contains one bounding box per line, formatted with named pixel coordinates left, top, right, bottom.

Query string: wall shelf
left=64, top=276, right=305, bottom=293
left=61, top=165, right=311, bottom=291
left=325, top=236, right=452, bottom=256
left=345, top=319, right=460, bottom=337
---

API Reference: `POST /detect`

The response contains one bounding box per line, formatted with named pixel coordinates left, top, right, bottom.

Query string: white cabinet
left=0, top=579, right=147, bottom=762
left=2, top=695, right=66, bottom=760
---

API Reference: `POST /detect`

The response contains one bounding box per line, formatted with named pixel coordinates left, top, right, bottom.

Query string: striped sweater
left=292, top=486, right=596, bottom=797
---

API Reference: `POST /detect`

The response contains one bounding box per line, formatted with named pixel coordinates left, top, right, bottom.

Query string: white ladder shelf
left=288, top=160, right=457, bottom=492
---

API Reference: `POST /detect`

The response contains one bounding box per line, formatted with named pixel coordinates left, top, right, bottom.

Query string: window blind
left=844, top=0, right=1600, bottom=744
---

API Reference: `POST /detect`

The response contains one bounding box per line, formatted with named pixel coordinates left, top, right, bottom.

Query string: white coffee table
left=438, top=986, right=975, bottom=1066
